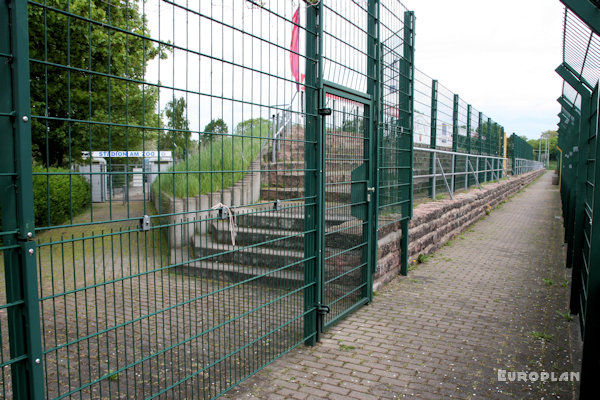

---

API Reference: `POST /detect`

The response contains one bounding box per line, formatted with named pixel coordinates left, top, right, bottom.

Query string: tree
left=162, top=97, right=190, bottom=160
left=202, top=118, right=228, bottom=145
left=528, top=130, right=558, bottom=162
left=28, top=0, right=164, bottom=166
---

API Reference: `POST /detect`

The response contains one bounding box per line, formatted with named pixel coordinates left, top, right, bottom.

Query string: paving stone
left=222, top=173, right=580, bottom=399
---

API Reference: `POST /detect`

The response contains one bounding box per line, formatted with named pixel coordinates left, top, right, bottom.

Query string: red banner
left=290, top=7, right=300, bottom=91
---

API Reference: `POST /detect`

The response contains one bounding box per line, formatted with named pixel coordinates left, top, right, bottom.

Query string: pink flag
left=290, top=7, right=300, bottom=91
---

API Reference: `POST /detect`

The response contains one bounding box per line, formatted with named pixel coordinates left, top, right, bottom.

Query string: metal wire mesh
left=24, top=0, right=312, bottom=398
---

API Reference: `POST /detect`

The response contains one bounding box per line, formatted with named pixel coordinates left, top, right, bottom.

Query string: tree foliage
left=528, top=130, right=558, bottom=161
left=162, top=97, right=190, bottom=159
left=28, top=0, right=163, bottom=166
left=202, top=118, right=228, bottom=145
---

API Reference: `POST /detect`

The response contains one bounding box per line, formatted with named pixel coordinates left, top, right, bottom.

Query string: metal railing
left=413, top=147, right=507, bottom=200
left=513, top=158, right=544, bottom=175
left=271, top=94, right=298, bottom=163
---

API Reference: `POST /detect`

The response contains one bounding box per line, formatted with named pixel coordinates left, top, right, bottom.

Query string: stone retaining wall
left=374, top=169, right=546, bottom=290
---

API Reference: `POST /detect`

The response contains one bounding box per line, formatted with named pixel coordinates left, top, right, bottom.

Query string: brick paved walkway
left=224, top=172, right=580, bottom=399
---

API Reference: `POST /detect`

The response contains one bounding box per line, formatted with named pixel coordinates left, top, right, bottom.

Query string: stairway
left=189, top=124, right=366, bottom=286
left=192, top=207, right=361, bottom=286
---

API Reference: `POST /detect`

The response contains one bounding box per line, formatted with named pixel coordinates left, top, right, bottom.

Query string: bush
left=33, top=166, right=91, bottom=227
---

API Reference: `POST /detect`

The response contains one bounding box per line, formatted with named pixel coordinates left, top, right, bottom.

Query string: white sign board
left=87, top=151, right=172, bottom=158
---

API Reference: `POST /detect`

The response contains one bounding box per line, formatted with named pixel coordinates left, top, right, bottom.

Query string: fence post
left=399, top=10, right=415, bottom=277
left=452, top=94, right=459, bottom=193
left=478, top=112, right=483, bottom=183
left=0, top=1, right=45, bottom=398
left=429, top=79, right=438, bottom=198
left=303, top=1, right=322, bottom=346
left=466, top=104, right=472, bottom=190
left=487, top=118, right=492, bottom=182
left=366, top=0, right=379, bottom=296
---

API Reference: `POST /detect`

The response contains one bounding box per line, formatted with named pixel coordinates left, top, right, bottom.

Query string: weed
left=107, top=370, right=119, bottom=381
left=556, top=310, right=572, bottom=322
left=561, top=279, right=569, bottom=289
left=338, top=341, right=356, bottom=351
left=529, top=331, right=554, bottom=341
left=416, top=254, right=429, bottom=264
left=542, top=278, right=553, bottom=286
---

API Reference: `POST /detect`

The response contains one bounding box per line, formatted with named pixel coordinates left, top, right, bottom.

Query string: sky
left=404, top=0, right=565, bottom=140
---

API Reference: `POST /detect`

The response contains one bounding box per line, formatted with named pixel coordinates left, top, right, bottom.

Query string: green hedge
left=33, top=166, right=90, bottom=227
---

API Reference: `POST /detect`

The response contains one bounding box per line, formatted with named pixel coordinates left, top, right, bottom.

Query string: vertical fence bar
left=429, top=80, right=438, bottom=198
left=1, top=1, right=45, bottom=398
left=452, top=94, right=459, bottom=192
left=466, top=104, right=472, bottom=190
left=304, top=2, right=321, bottom=346
left=478, top=112, right=483, bottom=182
left=487, top=118, right=492, bottom=182
left=367, top=0, right=380, bottom=284
left=399, top=10, right=415, bottom=277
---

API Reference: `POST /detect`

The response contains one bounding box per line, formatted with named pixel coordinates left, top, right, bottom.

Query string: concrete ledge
left=374, top=169, right=546, bottom=290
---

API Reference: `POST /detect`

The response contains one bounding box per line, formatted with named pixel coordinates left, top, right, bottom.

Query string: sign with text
left=86, top=151, right=173, bottom=158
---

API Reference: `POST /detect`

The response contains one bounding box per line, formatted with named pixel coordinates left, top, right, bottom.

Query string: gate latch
left=318, top=108, right=332, bottom=116
left=140, top=215, right=151, bottom=231
left=316, top=304, right=331, bottom=315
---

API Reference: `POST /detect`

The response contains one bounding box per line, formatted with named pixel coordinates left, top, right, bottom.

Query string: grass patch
left=529, top=331, right=554, bottom=341
left=107, top=370, right=120, bottom=381
left=556, top=310, right=573, bottom=322
left=416, top=254, right=429, bottom=264
left=338, top=341, right=356, bottom=351
left=154, top=118, right=271, bottom=198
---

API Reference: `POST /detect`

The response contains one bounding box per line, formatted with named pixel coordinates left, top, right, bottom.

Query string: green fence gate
left=1, top=0, right=415, bottom=398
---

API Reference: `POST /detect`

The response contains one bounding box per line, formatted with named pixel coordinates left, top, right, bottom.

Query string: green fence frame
left=0, top=1, right=535, bottom=398
left=557, top=3, right=600, bottom=397
left=0, top=1, right=416, bottom=398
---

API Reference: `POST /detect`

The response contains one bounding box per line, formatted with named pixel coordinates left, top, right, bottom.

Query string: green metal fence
left=556, top=3, right=600, bottom=397
left=411, top=69, right=509, bottom=202
left=511, top=133, right=541, bottom=175
left=0, top=0, right=415, bottom=398
left=0, top=0, right=538, bottom=398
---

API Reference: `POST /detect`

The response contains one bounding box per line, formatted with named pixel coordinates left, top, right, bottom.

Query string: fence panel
left=25, top=1, right=316, bottom=398
left=0, top=0, right=533, bottom=398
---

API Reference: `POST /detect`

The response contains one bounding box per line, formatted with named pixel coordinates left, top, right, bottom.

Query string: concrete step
left=264, top=170, right=352, bottom=187
left=210, top=217, right=363, bottom=250
left=184, top=261, right=304, bottom=287
left=230, top=208, right=351, bottom=231
left=194, top=232, right=363, bottom=272
left=211, top=222, right=304, bottom=250
left=261, top=186, right=351, bottom=203
left=194, top=234, right=305, bottom=269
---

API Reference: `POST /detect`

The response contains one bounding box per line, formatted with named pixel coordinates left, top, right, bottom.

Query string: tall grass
left=154, top=118, right=271, bottom=198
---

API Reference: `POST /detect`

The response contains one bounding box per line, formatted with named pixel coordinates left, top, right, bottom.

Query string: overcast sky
left=405, top=0, right=565, bottom=139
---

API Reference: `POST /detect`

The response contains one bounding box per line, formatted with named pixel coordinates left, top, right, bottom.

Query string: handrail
left=271, top=91, right=299, bottom=163
left=413, top=147, right=508, bottom=199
